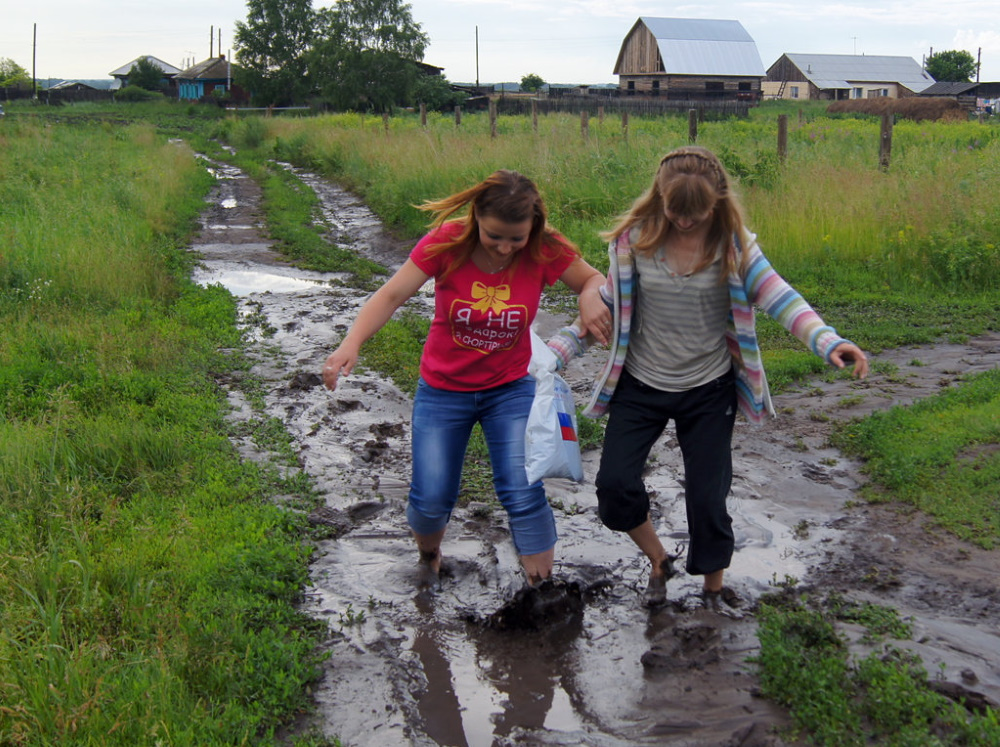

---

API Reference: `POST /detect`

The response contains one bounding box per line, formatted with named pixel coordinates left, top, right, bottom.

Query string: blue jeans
left=407, top=376, right=557, bottom=556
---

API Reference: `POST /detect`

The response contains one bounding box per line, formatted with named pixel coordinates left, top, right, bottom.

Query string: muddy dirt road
left=190, top=159, right=1000, bottom=747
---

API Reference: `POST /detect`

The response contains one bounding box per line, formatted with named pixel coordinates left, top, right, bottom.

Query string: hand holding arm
left=322, top=260, right=430, bottom=390
left=560, top=258, right=612, bottom=345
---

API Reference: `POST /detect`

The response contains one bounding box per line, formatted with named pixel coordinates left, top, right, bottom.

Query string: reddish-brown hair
left=418, top=170, right=578, bottom=278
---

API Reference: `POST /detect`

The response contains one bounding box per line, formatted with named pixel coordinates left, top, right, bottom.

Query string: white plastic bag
left=524, top=330, right=584, bottom=484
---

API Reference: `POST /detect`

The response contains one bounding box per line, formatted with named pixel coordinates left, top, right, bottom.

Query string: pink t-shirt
left=410, top=222, right=576, bottom=391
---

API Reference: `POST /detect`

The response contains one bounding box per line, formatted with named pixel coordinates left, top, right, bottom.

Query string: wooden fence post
left=879, top=113, right=893, bottom=171
left=581, top=110, right=589, bottom=139
left=489, top=99, right=497, bottom=138
left=420, top=103, right=427, bottom=128
left=777, top=114, right=788, bottom=161
left=622, top=111, right=629, bottom=141
left=454, top=105, right=462, bottom=127
left=688, top=108, right=698, bottom=143
left=532, top=100, right=538, bottom=133
left=382, top=112, right=390, bottom=135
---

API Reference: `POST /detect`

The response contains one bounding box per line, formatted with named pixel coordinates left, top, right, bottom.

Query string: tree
left=520, top=73, right=545, bottom=93
left=925, top=50, right=978, bottom=82
left=0, top=57, right=30, bottom=87
left=310, top=0, right=429, bottom=111
left=234, top=0, right=315, bottom=106
left=129, top=57, right=166, bottom=91
left=410, top=74, right=467, bottom=111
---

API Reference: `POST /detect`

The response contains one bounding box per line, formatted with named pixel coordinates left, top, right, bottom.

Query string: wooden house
left=109, top=56, right=180, bottom=93
left=176, top=55, right=249, bottom=104
left=614, top=17, right=765, bottom=100
left=764, top=54, right=934, bottom=100
left=919, top=80, right=1000, bottom=113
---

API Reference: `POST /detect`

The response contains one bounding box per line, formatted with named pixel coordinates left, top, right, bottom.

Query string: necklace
left=477, top=246, right=512, bottom=274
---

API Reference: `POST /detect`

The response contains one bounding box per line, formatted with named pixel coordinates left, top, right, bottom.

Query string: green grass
left=832, top=369, right=1000, bottom=549
left=1, top=108, right=328, bottom=743
left=755, top=594, right=1000, bottom=745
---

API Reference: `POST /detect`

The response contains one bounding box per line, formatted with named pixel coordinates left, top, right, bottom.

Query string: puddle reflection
left=192, top=263, right=334, bottom=296
left=411, top=594, right=585, bottom=746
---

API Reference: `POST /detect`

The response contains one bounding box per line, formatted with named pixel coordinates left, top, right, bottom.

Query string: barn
left=764, top=54, right=935, bottom=100
left=614, top=17, right=765, bottom=100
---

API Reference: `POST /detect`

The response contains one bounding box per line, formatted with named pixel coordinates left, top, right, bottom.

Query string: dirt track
left=190, top=158, right=1000, bottom=747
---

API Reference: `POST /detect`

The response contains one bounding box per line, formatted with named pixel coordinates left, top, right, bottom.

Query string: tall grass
left=0, top=116, right=325, bottom=743
left=259, top=105, right=1000, bottom=298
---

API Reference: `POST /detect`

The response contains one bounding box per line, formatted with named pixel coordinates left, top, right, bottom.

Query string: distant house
left=919, top=80, right=1000, bottom=113
left=109, top=56, right=180, bottom=92
left=614, top=17, right=765, bottom=100
left=764, top=54, right=935, bottom=100
left=175, top=55, right=249, bottom=103
left=48, top=80, right=97, bottom=92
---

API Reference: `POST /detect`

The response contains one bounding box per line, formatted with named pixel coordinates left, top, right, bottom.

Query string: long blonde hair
left=417, top=170, right=578, bottom=278
left=602, top=146, right=749, bottom=277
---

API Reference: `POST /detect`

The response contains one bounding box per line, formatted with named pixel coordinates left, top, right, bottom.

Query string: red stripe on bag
left=557, top=412, right=577, bottom=442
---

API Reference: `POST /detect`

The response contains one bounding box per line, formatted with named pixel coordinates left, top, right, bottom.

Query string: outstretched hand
left=829, top=343, right=870, bottom=379
left=322, top=345, right=359, bottom=391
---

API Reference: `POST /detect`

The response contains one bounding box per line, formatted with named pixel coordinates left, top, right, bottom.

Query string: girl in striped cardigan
left=549, top=146, right=868, bottom=610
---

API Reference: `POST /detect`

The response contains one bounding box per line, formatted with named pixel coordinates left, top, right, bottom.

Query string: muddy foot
left=482, top=578, right=584, bottom=631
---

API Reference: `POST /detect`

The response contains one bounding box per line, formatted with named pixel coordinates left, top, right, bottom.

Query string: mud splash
left=189, top=159, right=1000, bottom=746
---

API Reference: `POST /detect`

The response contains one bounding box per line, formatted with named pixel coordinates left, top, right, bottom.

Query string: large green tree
left=310, top=0, right=429, bottom=111
left=925, top=50, right=978, bottom=82
left=129, top=57, right=167, bottom=91
left=0, top=57, right=30, bottom=87
left=234, top=0, right=315, bottom=106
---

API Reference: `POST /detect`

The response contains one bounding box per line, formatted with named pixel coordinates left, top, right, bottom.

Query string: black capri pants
left=595, top=367, right=737, bottom=576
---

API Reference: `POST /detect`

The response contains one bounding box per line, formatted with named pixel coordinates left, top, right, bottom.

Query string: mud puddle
left=189, top=158, right=1000, bottom=746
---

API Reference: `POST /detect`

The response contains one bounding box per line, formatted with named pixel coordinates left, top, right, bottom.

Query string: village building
left=614, top=17, right=765, bottom=100
left=919, top=80, right=1000, bottom=114
left=109, top=56, right=180, bottom=93
left=176, top=55, right=249, bottom=104
left=764, top=53, right=935, bottom=100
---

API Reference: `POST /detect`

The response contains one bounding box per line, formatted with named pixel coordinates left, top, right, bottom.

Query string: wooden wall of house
left=615, top=25, right=662, bottom=74
left=618, top=74, right=760, bottom=99
left=765, top=56, right=808, bottom=82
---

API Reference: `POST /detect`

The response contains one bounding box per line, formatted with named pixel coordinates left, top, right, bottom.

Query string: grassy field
left=1, top=108, right=328, bottom=744
left=2, top=98, right=998, bottom=745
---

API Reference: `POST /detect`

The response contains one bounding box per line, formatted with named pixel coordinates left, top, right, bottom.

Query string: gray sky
left=4, top=0, right=999, bottom=84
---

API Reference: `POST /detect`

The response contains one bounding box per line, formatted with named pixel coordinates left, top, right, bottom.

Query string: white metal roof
left=783, top=53, right=935, bottom=92
left=108, top=56, right=181, bottom=78
left=640, top=17, right=765, bottom=76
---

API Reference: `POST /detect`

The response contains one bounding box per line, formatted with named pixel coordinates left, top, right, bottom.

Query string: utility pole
left=210, top=25, right=214, bottom=58
left=32, top=23, right=37, bottom=98
left=475, top=26, right=479, bottom=88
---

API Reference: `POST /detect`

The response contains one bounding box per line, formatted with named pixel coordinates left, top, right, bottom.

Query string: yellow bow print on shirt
left=469, top=281, right=511, bottom=314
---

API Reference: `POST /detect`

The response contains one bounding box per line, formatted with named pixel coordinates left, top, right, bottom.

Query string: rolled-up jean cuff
left=406, top=502, right=451, bottom=537
left=508, top=503, right=558, bottom=556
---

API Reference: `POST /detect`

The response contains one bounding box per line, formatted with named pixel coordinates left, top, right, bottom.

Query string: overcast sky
left=4, top=0, right=999, bottom=85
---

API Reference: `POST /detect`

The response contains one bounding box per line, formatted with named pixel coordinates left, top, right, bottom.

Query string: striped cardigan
left=548, top=229, right=852, bottom=424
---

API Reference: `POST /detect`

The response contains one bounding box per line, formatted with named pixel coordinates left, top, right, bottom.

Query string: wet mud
left=189, top=158, right=1000, bottom=746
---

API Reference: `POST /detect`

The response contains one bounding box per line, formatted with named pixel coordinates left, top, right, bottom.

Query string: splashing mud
left=190, top=160, right=1000, bottom=746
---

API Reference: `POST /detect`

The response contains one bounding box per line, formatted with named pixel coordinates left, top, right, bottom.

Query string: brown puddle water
left=190, top=158, right=1000, bottom=746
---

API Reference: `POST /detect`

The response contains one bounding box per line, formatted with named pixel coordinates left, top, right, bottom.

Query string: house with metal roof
left=764, top=53, right=935, bottom=100
left=175, top=55, right=249, bottom=104
left=614, top=17, right=765, bottom=100
left=108, top=56, right=181, bottom=92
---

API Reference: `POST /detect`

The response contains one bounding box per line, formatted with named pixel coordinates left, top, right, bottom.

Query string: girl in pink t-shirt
left=322, top=170, right=610, bottom=589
